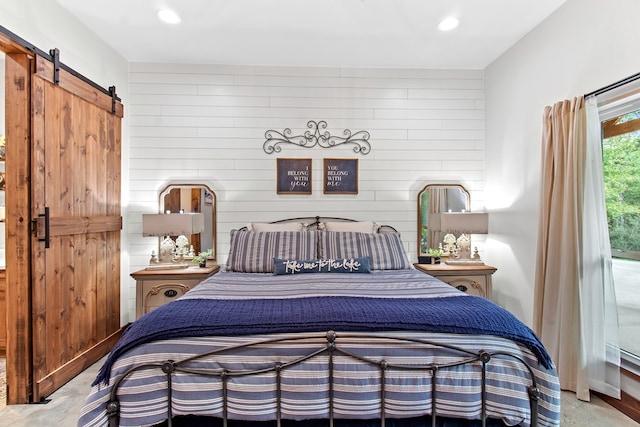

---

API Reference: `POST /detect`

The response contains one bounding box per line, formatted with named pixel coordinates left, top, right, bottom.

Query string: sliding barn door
left=30, top=54, right=123, bottom=401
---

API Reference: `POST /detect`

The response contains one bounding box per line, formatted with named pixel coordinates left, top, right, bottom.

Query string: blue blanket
left=95, top=295, right=552, bottom=385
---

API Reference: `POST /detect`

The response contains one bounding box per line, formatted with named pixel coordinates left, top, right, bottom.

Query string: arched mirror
left=159, top=184, right=217, bottom=261
left=417, top=184, right=470, bottom=256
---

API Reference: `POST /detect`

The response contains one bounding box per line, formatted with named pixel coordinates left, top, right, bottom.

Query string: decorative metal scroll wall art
left=264, top=120, right=371, bottom=155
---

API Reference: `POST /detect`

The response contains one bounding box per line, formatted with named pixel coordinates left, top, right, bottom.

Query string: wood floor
left=0, top=356, right=638, bottom=426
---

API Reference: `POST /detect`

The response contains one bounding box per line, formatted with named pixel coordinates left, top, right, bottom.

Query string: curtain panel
left=534, top=96, right=620, bottom=401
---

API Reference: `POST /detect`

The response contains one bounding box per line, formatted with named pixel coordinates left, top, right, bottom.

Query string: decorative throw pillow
left=273, top=257, right=371, bottom=275
left=248, top=222, right=307, bottom=231
left=226, top=230, right=318, bottom=273
left=318, top=231, right=412, bottom=270
left=320, top=221, right=380, bottom=233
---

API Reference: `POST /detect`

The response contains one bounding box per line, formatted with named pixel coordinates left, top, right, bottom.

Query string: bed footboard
left=105, top=331, right=542, bottom=427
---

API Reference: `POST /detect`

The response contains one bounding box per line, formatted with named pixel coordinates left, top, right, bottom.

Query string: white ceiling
left=55, top=0, right=567, bottom=69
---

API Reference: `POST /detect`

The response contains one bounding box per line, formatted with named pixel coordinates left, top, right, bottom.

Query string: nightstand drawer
left=132, top=265, right=220, bottom=318
left=413, top=263, right=496, bottom=300
left=140, top=279, right=201, bottom=315
left=438, top=275, right=489, bottom=298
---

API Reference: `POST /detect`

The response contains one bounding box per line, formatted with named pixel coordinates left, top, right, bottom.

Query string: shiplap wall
left=127, top=62, right=486, bottom=320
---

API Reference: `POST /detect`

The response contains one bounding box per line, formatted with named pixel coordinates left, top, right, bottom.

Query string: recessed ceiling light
left=438, top=17, right=459, bottom=32
left=157, top=9, right=181, bottom=25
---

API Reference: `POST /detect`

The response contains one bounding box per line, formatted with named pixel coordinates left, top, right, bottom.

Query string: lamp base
left=444, top=245, right=485, bottom=266
left=445, top=258, right=485, bottom=266
left=145, top=262, right=190, bottom=271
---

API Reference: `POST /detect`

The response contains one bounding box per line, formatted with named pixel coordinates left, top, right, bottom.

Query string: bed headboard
left=243, top=216, right=398, bottom=234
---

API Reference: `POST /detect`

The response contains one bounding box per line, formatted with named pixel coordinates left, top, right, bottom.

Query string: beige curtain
left=534, top=96, right=589, bottom=399
left=428, top=188, right=445, bottom=250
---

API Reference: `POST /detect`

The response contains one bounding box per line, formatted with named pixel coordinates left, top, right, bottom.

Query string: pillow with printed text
left=273, top=257, right=371, bottom=275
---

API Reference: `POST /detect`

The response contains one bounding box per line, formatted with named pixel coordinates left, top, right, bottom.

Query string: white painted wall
left=127, top=63, right=487, bottom=320
left=0, top=0, right=131, bottom=324
left=485, top=0, right=640, bottom=324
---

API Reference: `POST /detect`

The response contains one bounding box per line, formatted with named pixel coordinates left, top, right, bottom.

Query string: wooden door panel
left=3, top=34, right=123, bottom=404
left=30, top=67, right=123, bottom=401
left=5, top=51, right=33, bottom=403
left=30, top=73, right=50, bottom=398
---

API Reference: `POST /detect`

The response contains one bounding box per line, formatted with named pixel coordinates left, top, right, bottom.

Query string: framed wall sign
left=324, top=158, right=358, bottom=194
left=276, top=158, right=312, bottom=194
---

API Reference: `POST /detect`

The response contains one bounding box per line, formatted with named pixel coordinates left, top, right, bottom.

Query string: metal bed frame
left=105, top=330, right=541, bottom=427
left=241, top=216, right=399, bottom=234
left=104, top=216, right=542, bottom=426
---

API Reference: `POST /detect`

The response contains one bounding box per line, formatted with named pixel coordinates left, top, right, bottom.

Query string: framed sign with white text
left=323, top=158, right=358, bottom=194
left=276, top=158, right=312, bottom=194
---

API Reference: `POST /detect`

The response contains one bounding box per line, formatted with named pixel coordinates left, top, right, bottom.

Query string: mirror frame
left=417, top=184, right=470, bottom=257
left=159, top=183, right=217, bottom=261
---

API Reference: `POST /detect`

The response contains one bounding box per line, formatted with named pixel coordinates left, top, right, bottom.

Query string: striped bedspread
left=183, top=268, right=464, bottom=300
left=78, top=269, right=561, bottom=427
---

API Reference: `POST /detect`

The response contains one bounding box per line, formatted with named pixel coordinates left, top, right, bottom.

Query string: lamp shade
left=142, top=213, right=205, bottom=237
left=427, top=212, right=441, bottom=231
left=439, top=212, right=488, bottom=234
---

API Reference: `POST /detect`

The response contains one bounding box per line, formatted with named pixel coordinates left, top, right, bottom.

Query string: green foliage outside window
left=602, top=118, right=640, bottom=253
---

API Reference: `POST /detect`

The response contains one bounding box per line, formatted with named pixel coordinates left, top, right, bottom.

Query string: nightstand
left=414, top=262, right=497, bottom=300
left=131, top=264, right=220, bottom=318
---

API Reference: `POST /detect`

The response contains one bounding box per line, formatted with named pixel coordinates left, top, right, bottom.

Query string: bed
left=78, top=217, right=560, bottom=427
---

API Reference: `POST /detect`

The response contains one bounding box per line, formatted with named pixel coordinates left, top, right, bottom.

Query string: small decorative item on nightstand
left=192, top=249, right=213, bottom=268
left=418, top=248, right=442, bottom=265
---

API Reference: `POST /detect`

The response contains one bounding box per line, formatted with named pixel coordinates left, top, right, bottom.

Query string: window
left=601, top=108, right=640, bottom=365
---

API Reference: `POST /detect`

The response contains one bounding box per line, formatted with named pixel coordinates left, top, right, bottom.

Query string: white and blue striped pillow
left=226, top=230, right=318, bottom=273
left=318, top=231, right=412, bottom=270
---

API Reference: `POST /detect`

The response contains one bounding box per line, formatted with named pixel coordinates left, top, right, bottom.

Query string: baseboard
left=595, top=389, right=640, bottom=423
left=33, top=327, right=124, bottom=400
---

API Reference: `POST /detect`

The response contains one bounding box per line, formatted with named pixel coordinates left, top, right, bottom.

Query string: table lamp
left=142, top=212, right=205, bottom=269
left=438, top=212, right=489, bottom=265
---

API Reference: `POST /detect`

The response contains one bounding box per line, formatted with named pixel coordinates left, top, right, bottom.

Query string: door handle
left=38, top=207, right=50, bottom=248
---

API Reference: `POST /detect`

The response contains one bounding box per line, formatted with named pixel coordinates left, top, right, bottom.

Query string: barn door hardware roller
left=49, top=48, right=60, bottom=85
